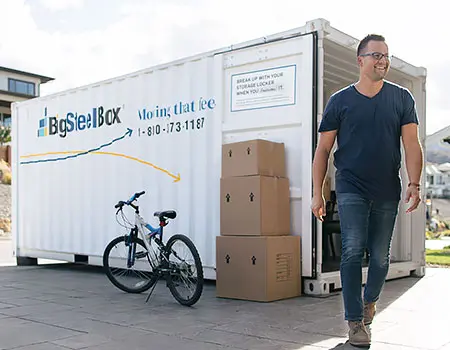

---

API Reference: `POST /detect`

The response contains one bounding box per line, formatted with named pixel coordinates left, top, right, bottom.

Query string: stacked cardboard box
left=216, top=139, right=301, bottom=302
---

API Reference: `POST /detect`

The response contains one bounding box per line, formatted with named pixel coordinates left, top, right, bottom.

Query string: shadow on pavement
left=328, top=342, right=370, bottom=349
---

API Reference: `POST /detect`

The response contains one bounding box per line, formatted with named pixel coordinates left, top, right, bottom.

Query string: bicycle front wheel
left=166, top=234, right=204, bottom=306
left=103, top=235, right=159, bottom=293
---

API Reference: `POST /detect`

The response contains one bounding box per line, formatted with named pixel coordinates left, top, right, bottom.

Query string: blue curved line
left=20, top=128, right=133, bottom=165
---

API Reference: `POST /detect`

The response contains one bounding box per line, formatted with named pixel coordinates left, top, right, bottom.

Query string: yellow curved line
left=20, top=151, right=181, bottom=182
left=21, top=151, right=83, bottom=158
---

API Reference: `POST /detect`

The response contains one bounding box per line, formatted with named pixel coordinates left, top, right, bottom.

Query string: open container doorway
left=310, top=33, right=427, bottom=295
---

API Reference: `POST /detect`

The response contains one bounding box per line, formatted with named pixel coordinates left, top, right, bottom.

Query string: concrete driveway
left=0, top=260, right=449, bottom=349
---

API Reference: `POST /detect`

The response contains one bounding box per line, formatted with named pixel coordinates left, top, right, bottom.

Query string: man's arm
left=312, top=94, right=339, bottom=220
left=401, top=123, right=423, bottom=212
left=401, top=123, right=423, bottom=186
left=311, top=130, right=336, bottom=221
left=312, top=130, right=337, bottom=197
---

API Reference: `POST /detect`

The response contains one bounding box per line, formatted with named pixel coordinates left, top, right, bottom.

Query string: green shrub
left=426, top=230, right=441, bottom=240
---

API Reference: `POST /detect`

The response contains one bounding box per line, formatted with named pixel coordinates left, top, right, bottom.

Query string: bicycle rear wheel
left=103, top=235, right=159, bottom=293
left=165, top=234, right=204, bottom=306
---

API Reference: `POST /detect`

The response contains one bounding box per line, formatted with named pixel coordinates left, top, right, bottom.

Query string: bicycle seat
left=154, top=210, right=177, bottom=220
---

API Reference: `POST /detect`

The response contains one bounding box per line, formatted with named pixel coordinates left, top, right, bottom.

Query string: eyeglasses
left=359, top=52, right=392, bottom=61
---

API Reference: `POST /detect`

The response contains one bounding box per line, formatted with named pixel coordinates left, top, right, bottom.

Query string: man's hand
left=405, top=184, right=421, bottom=213
left=311, top=195, right=326, bottom=221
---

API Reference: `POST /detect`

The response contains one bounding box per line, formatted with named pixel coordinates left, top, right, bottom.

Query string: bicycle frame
left=136, top=211, right=164, bottom=244
left=124, top=205, right=167, bottom=270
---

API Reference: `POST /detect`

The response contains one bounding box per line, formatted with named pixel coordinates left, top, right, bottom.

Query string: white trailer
left=11, top=18, right=427, bottom=296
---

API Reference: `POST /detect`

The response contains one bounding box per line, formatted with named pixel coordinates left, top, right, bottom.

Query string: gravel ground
left=0, top=184, right=11, bottom=219
left=0, top=184, right=11, bottom=237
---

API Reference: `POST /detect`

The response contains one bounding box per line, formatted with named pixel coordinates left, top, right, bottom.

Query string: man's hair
left=357, top=34, right=386, bottom=56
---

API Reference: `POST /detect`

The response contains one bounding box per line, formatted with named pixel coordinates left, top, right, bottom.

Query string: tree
left=0, top=126, right=11, bottom=146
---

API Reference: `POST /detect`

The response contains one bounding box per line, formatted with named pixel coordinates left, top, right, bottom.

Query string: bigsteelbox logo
left=38, top=105, right=122, bottom=138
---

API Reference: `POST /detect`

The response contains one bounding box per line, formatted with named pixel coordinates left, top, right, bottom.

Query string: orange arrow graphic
left=20, top=151, right=181, bottom=182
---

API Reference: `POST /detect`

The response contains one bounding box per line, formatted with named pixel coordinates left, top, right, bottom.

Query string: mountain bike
left=102, top=191, right=204, bottom=306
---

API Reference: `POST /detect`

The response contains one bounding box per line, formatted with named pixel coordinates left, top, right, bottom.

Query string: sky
left=1, top=0, right=448, bottom=135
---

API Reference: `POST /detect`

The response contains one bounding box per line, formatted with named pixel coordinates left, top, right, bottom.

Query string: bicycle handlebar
left=115, top=191, right=146, bottom=209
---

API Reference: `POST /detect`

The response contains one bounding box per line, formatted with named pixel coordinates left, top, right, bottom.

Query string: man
left=311, top=34, right=423, bottom=346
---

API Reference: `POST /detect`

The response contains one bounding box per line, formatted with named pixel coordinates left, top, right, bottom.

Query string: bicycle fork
left=125, top=227, right=139, bottom=268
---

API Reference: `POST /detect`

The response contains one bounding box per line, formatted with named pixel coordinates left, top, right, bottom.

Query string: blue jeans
left=337, top=192, right=399, bottom=321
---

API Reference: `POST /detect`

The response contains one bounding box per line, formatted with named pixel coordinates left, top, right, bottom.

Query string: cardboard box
left=216, top=235, right=301, bottom=302
left=222, top=139, right=286, bottom=178
left=220, top=175, right=290, bottom=236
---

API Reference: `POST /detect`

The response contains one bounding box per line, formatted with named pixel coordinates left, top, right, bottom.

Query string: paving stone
left=132, top=314, right=218, bottom=337
left=213, top=318, right=343, bottom=346
left=0, top=302, right=15, bottom=310
left=1, top=297, right=49, bottom=307
left=324, top=341, right=429, bottom=349
left=187, top=328, right=306, bottom=350
left=8, top=342, right=70, bottom=350
left=51, top=334, right=111, bottom=349
left=78, top=332, right=244, bottom=350
left=0, top=288, right=40, bottom=300
left=372, top=319, right=450, bottom=349
left=0, top=317, right=82, bottom=350
left=18, top=309, right=96, bottom=330
left=294, top=315, right=351, bottom=337
left=0, top=301, right=78, bottom=318
left=370, top=343, right=431, bottom=350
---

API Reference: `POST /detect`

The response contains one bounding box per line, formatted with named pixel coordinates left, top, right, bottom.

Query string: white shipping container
left=11, top=18, right=427, bottom=296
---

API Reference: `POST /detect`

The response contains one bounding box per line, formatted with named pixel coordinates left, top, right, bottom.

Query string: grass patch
left=426, top=247, right=450, bottom=266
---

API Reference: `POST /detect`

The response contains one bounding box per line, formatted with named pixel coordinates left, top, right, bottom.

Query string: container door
left=219, top=33, right=317, bottom=278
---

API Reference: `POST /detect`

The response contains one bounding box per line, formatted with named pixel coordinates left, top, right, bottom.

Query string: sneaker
left=348, top=321, right=371, bottom=347
left=363, top=301, right=376, bottom=325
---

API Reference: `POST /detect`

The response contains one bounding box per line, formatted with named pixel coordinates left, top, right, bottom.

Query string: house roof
left=426, top=164, right=442, bottom=175
left=438, top=163, right=450, bottom=172
left=0, top=66, right=54, bottom=83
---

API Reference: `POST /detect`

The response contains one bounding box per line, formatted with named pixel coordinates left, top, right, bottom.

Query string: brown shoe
left=363, top=301, right=376, bottom=325
left=348, top=321, right=371, bottom=347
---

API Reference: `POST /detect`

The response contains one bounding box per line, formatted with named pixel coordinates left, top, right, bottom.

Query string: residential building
left=426, top=161, right=450, bottom=199
left=0, top=66, right=54, bottom=128
left=425, top=124, right=450, bottom=199
left=426, top=124, right=450, bottom=164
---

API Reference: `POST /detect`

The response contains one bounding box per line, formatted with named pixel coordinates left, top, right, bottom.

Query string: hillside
left=427, top=141, right=450, bottom=164
left=426, top=125, right=450, bottom=163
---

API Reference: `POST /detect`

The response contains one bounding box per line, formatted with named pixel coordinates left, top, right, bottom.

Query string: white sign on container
left=230, top=64, right=297, bottom=112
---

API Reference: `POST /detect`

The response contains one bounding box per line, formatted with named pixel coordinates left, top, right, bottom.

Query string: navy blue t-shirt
left=318, top=80, right=419, bottom=201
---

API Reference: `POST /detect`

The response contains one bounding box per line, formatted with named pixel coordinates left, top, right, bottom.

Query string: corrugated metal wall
left=14, top=54, right=221, bottom=275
